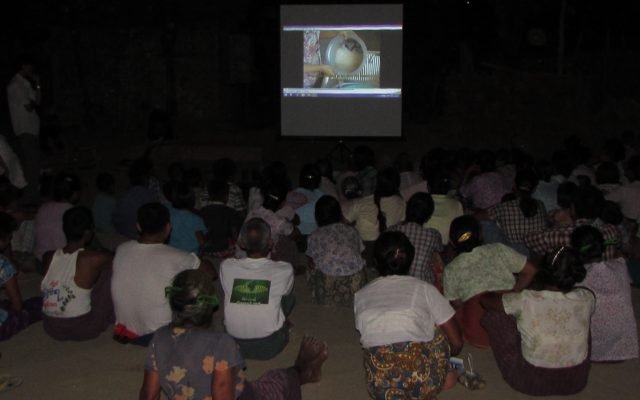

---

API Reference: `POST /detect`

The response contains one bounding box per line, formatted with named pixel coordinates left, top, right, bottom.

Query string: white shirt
left=0, top=135, right=26, bottom=188
left=354, top=275, right=455, bottom=348
left=111, top=241, right=200, bottom=335
left=220, top=257, right=294, bottom=339
left=6, top=73, right=39, bottom=136
left=41, top=249, right=91, bottom=318
left=605, top=181, right=640, bottom=220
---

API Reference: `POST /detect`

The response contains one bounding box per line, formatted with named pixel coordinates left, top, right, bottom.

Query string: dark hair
left=0, top=212, right=17, bottom=239
left=168, top=270, right=217, bottom=328
left=571, top=225, right=604, bottom=262
left=342, top=176, right=361, bottom=199
left=212, top=158, right=237, bottom=182
left=374, top=168, right=400, bottom=233
left=63, top=206, right=94, bottom=242
left=0, top=177, right=17, bottom=209
left=171, top=182, right=195, bottom=210
left=428, top=172, right=453, bottom=195
left=261, top=161, right=291, bottom=191
left=374, top=231, right=415, bottom=276
left=207, top=179, right=229, bottom=201
left=315, top=195, right=341, bottom=227
left=595, top=162, right=620, bottom=185
left=95, top=173, right=115, bottom=193
left=449, top=215, right=481, bottom=253
left=600, top=200, right=623, bottom=226
left=137, top=202, right=170, bottom=235
left=183, top=167, right=202, bottom=188
left=262, top=183, right=287, bottom=212
left=535, top=159, right=553, bottom=182
left=552, top=150, right=574, bottom=178
left=352, top=145, right=375, bottom=171
left=476, top=150, right=496, bottom=173
left=316, top=158, right=334, bottom=182
left=603, top=138, right=625, bottom=163
left=538, top=246, right=586, bottom=292
left=53, top=172, right=81, bottom=202
left=405, top=192, right=434, bottom=224
left=239, top=218, right=271, bottom=253
left=167, top=162, right=185, bottom=183
left=298, top=164, right=321, bottom=190
left=627, top=155, right=640, bottom=182
left=128, top=158, right=152, bottom=186
left=515, top=170, right=539, bottom=218
left=572, top=185, right=604, bottom=219
left=556, top=181, right=577, bottom=209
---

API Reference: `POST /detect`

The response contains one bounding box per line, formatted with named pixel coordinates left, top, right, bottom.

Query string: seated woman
left=139, top=269, right=328, bottom=400
left=480, top=246, right=595, bottom=396
left=571, top=225, right=639, bottom=361
left=354, top=231, right=462, bottom=399
left=443, top=216, right=537, bottom=348
left=306, top=195, right=366, bottom=306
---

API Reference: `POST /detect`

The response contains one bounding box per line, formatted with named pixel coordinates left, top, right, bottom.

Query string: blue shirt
left=0, top=255, right=17, bottom=324
left=93, top=192, right=117, bottom=233
left=293, top=188, right=325, bottom=235
left=169, top=208, right=207, bottom=253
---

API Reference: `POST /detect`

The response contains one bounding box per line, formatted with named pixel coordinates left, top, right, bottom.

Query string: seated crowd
left=1, top=135, right=639, bottom=399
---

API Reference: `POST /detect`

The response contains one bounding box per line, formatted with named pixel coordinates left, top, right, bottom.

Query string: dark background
left=1, top=0, right=639, bottom=160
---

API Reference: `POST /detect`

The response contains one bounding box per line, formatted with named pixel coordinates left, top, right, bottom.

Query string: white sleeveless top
left=41, top=248, right=92, bottom=318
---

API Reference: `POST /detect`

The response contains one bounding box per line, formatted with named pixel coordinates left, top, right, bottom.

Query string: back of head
left=539, top=246, right=586, bottom=292
left=603, top=138, right=625, bottom=163
left=394, top=152, right=413, bottom=173
left=96, top=172, right=115, bottom=194
left=0, top=212, right=17, bottom=240
left=315, top=158, right=334, bottom=180
left=128, top=158, right=152, bottom=187
left=552, top=149, right=574, bottom=178
left=556, top=181, right=577, bottom=209
left=298, top=163, right=321, bottom=190
left=239, top=218, right=272, bottom=254
left=167, top=162, right=185, bottom=183
left=428, top=172, right=453, bottom=195
left=212, top=158, right=237, bottom=182
left=183, top=167, right=202, bottom=188
left=570, top=225, right=604, bottom=262
left=571, top=184, right=604, bottom=219
left=627, top=155, right=640, bottom=182
left=262, top=183, right=288, bottom=212
left=261, top=161, right=291, bottom=190
left=315, top=195, right=341, bottom=227
left=515, top=169, right=539, bottom=218
left=599, top=200, right=623, bottom=226
left=374, top=167, right=401, bottom=232
left=449, top=215, right=481, bottom=253
left=168, top=270, right=218, bottom=329
left=352, top=145, right=375, bottom=171
left=342, top=176, right=362, bottom=199
left=137, top=202, right=170, bottom=236
left=207, top=179, right=229, bottom=202
left=595, top=162, right=620, bottom=185
left=53, top=172, right=81, bottom=202
left=476, top=150, right=496, bottom=173
left=171, top=182, right=195, bottom=210
left=63, top=206, right=94, bottom=242
left=535, top=159, right=553, bottom=182
left=0, top=176, right=17, bottom=209
left=374, top=231, right=415, bottom=276
left=405, top=192, right=434, bottom=224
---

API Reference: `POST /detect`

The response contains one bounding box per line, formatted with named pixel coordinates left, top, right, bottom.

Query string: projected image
left=303, top=30, right=381, bottom=89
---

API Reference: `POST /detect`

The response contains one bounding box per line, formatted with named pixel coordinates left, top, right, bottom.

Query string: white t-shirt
left=111, top=241, right=200, bottom=336
left=6, top=73, right=39, bottom=136
left=41, top=249, right=91, bottom=318
left=220, top=257, right=294, bottom=340
left=342, top=195, right=406, bottom=242
left=354, top=275, right=455, bottom=348
left=503, top=288, right=595, bottom=368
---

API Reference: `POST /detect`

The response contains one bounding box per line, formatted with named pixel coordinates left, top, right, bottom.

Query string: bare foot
left=442, top=370, right=457, bottom=391
left=294, top=336, right=329, bottom=384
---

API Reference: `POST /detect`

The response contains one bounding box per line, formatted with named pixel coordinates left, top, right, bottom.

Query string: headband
left=164, top=286, right=219, bottom=307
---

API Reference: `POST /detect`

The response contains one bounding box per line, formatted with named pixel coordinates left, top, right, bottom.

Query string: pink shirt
left=34, top=201, right=73, bottom=260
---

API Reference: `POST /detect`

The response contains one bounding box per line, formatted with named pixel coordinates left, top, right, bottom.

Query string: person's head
left=0, top=212, right=17, bottom=251
left=0, top=177, right=17, bottom=209
left=374, top=167, right=401, bottom=232
left=212, top=158, right=237, bottom=183
left=167, top=162, right=185, bottom=183
left=315, top=158, right=334, bottom=181
left=571, top=184, right=604, bottom=220
left=538, top=246, right=586, bottom=292
left=262, top=183, right=288, bottom=212
left=167, top=270, right=218, bottom=329
left=53, top=172, right=81, bottom=203
left=298, top=164, right=321, bottom=190
left=315, top=195, right=342, bottom=227
left=238, top=218, right=272, bottom=256
left=394, top=152, right=414, bottom=173
left=136, top=202, right=171, bottom=239
left=207, top=179, right=229, bottom=203
left=128, top=158, right=152, bottom=187
left=170, top=182, right=195, bottom=210
left=515, top=169, right=539, bottom=218
left=570, top=225, right=604, bottom=262
left=602, top=138, right=625, bottom=163
left=95, top=172, right=115, bottom=195
left=428, top=172, right=453, bottom=195
left=341, top=176, right=362, bottom=199
left=374, top=231, right=415, bottom=277
left=556, top=181, right=577, bottom=209
left=405, top=193, right=435, bottom=225
left=475, top=150, right=496, bottom=173
left=352, top=145, right=375, bottom=171
left=626, top=155, right=640, bottom=182
left=62, top=206, right=94, bottom=244
left=595, top=162, right=620, bottom=185
left=183, top=167, right=202, bottom=188
left=600, top=200, right=623, bottom=226
left=552, top=150, right=574, bottom=178
left=449, top=215, right=482, bottom=253
left=16, top=55, right=35, bottom=78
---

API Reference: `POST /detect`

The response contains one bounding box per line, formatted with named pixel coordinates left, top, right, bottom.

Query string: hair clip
left=517, top=185, right=531, bottom=192
left=551, top=246, right=566, bottom=267
left=603, top=238, right=619, bottom=247
left=457, top=231, right=472, bottom=243
left=164, top=286, right=184, bottom=298
left=268, top=193, right=280, bottom=201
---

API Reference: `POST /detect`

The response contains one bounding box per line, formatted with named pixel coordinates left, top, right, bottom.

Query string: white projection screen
left=280, top=4, right=403, bottom=138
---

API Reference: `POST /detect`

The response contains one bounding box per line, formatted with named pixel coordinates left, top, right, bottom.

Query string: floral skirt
left=306, top=268, right=366, bottom=307
left=363, top=328, right=451, bottom=400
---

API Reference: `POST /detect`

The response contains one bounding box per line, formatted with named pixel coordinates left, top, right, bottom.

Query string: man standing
left=6, top=57, right=41, bottom=204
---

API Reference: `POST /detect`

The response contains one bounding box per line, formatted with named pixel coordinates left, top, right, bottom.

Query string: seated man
left=111, top=202, right=214, bottom=345
left=41, top=206, right=113, bottom=341
left=220, top=217, right=295, bottom=360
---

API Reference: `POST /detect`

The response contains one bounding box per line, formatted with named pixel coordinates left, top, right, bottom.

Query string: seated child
left=92, top=172, right=116, bottom=234
left=169, top=182, right=207, bottom=254
left=200, top=179, right=243, bottom=259
left=139, top=269, right=328, bottom=400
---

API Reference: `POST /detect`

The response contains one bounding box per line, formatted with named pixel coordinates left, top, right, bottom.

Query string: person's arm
left=138, top=370, right=161, bottom=400
left=198, top=258, right=218, bottom=280
left=211, top=367, right=236, bottom=400
left=439, top=317, right=463, bottom=356
left=4, top=275, right=22, bottom=312
left=303, top=64, right=335, bottom=76
left=449, top=299, right=463, bottom=310
left=512, top=260, right=537, bottom=292
left=479, top=292, right=505, bottom=313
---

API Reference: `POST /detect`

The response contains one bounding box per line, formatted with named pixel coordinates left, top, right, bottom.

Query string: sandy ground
left=1, top=271, right=639, bottom=399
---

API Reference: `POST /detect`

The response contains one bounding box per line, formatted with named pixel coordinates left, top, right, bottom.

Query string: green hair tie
left=603, top=238, right=619, bottom=247
left=164, top=286, right=219, bottom=307
left=579, top=244, right=592, bottom=254
left=164, top=286, right=183, bottom=298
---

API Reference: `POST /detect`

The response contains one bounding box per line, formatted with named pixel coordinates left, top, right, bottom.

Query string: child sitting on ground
left=168, top=182, right=207, bottom=254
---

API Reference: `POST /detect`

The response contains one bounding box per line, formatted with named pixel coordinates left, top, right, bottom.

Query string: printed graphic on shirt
left=42, top=280, right=77, bottom=313
left=230, top=279, right=271, bottom=305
